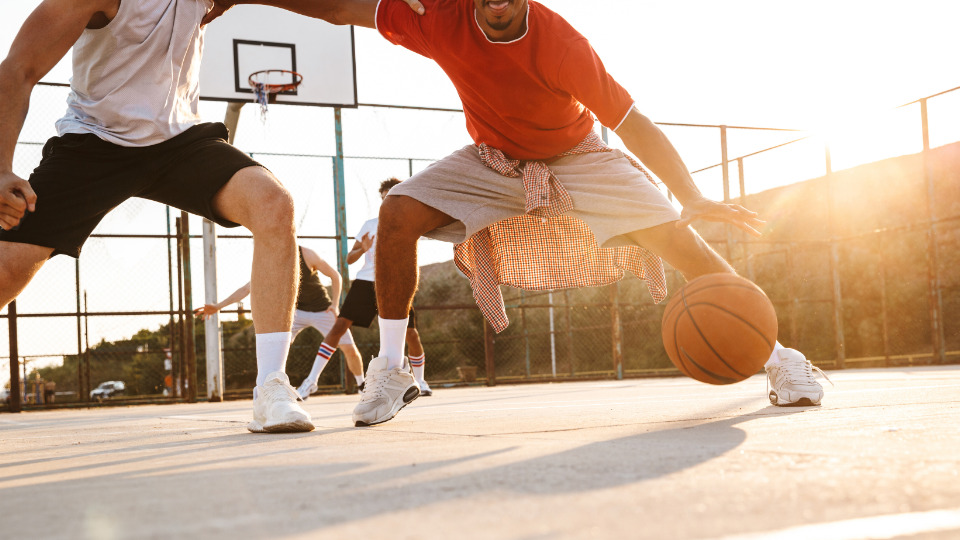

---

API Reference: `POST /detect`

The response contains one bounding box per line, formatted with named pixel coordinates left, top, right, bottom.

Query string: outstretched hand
left=193, top=304, right=221, bottom=320
left=676, top=197, right=765, bottom=237
left=0, top=171, right=37, bottom=230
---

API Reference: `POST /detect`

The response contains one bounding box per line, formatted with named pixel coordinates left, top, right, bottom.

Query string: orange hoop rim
left=248, top=69, right=304, bottom=94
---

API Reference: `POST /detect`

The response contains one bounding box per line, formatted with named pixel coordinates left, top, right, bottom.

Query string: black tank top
left=296, top=247, right=333, bottom=312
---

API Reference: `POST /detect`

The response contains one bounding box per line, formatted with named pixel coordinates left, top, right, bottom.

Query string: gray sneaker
left=249, top=372, right=315, bottom=433
left=766, top=349, right=829, bottom=406
left=418, top=379, right=433, bottom=397
left=352, top=356, right=420, bottom=427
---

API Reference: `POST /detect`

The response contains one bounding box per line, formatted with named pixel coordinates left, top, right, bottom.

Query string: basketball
left=661, top=273, right=778, bottom=385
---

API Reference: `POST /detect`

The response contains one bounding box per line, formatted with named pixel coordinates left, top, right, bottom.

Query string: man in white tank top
left=0, top=0, right=425, bottom=432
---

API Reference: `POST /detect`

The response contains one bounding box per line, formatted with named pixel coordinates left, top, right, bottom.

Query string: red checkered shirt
left=453, top=131, right=668, bottom=332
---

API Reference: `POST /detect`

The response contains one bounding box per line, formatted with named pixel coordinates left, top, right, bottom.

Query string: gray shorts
left=389, top=145, right=681, bottom=249
left=290, top=309, right=354, bottom=345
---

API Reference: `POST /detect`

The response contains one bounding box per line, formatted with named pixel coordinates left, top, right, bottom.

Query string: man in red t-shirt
left=207, top=0, right=826, bottom=426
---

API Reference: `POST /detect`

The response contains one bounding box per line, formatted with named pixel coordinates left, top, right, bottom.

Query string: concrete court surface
left=1, top=366, right=959, bottom=540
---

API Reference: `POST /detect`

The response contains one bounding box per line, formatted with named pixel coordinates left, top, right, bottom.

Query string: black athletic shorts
left=0, top=122, right=261, bottom=258
left=340, top=279, right=417, bottom=329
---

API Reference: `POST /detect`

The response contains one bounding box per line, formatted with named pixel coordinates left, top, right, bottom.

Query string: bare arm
left=346, top=234, right=373, bottom=264
left=0, top=0, right=118, bottom=229
left=615, top=107, right=764, bottom=237
left=194, top=282, right=251, bottom=320
left=203, top=0, right=424, bottom=29
left=301, top=246, right=342, bottom=308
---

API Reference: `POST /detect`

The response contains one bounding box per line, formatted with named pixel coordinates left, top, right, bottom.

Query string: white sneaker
left=766, top=349, right=830, bottom=406
left=249, top=372, right=315, bottom=433
left=297, top=378, right=318, bottom=400
left=419, top=379, right=433, bottom=397
left=352, top=356, right=420, bottom=427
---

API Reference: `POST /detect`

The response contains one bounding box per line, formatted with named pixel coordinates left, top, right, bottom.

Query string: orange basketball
left=661, top=273, right=778, bottom=385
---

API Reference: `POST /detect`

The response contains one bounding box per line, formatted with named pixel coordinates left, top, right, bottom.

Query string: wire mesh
left=3, top=83, right=960, bottom=411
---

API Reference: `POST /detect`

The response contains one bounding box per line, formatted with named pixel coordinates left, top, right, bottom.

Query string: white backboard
left=199, top=5, right=357, bottom=107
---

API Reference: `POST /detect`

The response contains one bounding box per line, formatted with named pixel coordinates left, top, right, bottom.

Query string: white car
left=90, top=381, right=126, bottom=401
left=0, top=387, right=9, bottom=405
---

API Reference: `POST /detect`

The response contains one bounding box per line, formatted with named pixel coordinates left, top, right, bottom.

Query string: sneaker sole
left=354, top=386, right=421, bottom=427
left=247, top=418, right=315, bottom=433
left=769, top=391, right=821, bottom=407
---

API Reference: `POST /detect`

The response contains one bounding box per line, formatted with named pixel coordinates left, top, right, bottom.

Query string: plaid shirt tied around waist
left=453, top=131, right=668, bottom=333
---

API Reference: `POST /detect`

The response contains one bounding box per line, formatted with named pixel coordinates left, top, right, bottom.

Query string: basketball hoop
left=248, top=69, right=304, bottom=120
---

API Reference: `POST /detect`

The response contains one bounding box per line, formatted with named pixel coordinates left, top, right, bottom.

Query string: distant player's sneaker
left=352, top=356, right=420, bottom=427
left=249, top=372, right=315, bottom=433
left=418, top=379, right=433, bottom=397
left=766, top=349, right=830, bottom=406
left=296, top=378, right=318, bottom=400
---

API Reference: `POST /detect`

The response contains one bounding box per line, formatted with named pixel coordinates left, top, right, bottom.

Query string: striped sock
left=409, top=353, right=426, bottom=383
left=307, top=342, right=337, bottom=384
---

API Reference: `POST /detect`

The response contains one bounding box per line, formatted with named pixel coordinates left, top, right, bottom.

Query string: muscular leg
left=375, top=195, right=456, bottom=318
left=213, top=167, right=297, bottom=389
left=626, top=221, right=734, bottom=280
left=212, top=167, right=297, bottom=334
left=405, top=327, right=424, bottom=357
left=341, top=343, right=364, bottom=379
left=0, top=242, right=54, bottom=309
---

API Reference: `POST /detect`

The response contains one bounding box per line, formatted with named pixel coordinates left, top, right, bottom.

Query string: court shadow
left=0, top=404, right=816, bottom=538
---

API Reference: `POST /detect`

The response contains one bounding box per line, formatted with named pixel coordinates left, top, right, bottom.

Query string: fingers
left=200, top=5, right=225, bottom=26
left=0, top=192, right=28, bottom=230
left=404, top=0, right=426, bottom=14
left=676, top=202, right=765, bottom=237
left=0, top=210, right=21, bottom=230
left=19, top=183, right=37, bottom=212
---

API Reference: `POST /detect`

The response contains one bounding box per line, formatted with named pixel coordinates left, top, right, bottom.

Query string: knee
left=379, top=195, right=445, bottom=242
left=329, top=317, right=352, bottom=336
left=244, top=180, right=295, bottom=237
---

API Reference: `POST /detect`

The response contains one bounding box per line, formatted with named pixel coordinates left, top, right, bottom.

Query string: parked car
left=90, top=381, right=125, bottom=401
left=1, top=387, right=9, bottom=405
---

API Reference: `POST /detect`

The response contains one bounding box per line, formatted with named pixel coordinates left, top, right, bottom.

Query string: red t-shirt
left=377, top=0, right=635, bottom=160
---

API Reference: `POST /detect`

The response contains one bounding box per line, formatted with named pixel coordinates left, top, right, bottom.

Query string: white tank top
left=56, top=0, right=212, bottom=147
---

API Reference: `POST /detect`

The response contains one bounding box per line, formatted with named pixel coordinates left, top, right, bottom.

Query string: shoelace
left=768, top=356, right=834, bottom=392
left=359, top=370, right=394, bottom=402
left=264, top=380, right=303, bottom=403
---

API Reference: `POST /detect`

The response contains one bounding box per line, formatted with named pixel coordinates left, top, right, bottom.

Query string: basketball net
left=248, top=69, right=304, bottom=123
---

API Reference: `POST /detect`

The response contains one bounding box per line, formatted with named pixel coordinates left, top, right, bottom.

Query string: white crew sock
left=354, top=374, right=365, bottom=385
left=306, top=342, right=337, bottom=385
left=765, top=341, right=786, bottom=368
left=409, top=353, right=425, bottom=383
left=255, top=332, right=292, bottom=386
left=378, top=317, right=409, bottom=369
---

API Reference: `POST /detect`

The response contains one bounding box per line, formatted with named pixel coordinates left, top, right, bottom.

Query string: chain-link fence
left=3, top=83, right=959, bottom=411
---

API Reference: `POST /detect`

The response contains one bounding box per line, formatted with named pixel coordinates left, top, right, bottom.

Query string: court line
left=710, top=508, right=960, bottom=540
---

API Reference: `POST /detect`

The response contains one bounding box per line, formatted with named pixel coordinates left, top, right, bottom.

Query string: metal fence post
left=175, top=217, right=185, bottom=398
left=565, top=290, right=575, bottom=376
left=825, top=145, right=846, bottom=368
left=920, top=99, right=946, bottom=364
left=75, top=260, right=84, bottom=403
left=202, top=219, right=223, bottom=402
left=7, top=301, right=21, bottom=413
left=180, top=212, right=198, bottom=402
left=610, top=283, right=623, bottom=380
left=737, top=157, right=746, bottom=207
left=332, top=107, right=350, bottom=389
left=720, top=126, right=735, bottom=262
left=521, top=290, right=530, bottom=379
left=484, top=320, right=496, bottom=386
left=878, top=234, right=890, bottom=364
